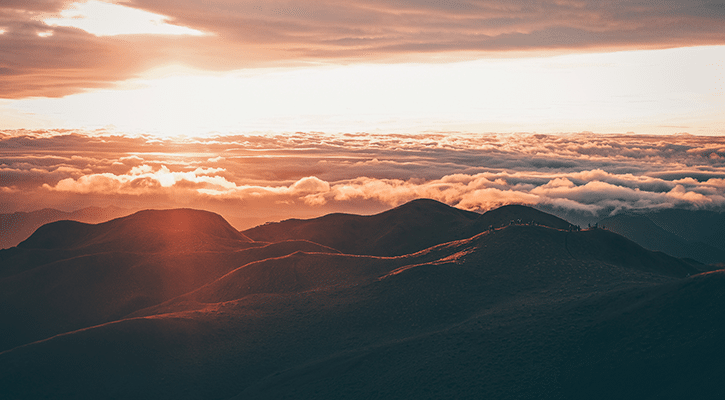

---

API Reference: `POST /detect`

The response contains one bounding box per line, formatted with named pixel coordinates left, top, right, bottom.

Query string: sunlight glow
left=5, top=46, right=725, bottom=137
left=43, top=1, right=205, bottom=36
left=37, top=30, right=54, bottom=37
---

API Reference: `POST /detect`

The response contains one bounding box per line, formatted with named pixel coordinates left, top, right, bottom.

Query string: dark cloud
left=126, top=0, right=725, bottom=54
left=2, top=0, right=724, bottom=98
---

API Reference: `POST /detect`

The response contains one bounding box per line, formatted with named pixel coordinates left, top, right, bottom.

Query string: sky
left=1, top=0, right=725, bottom=225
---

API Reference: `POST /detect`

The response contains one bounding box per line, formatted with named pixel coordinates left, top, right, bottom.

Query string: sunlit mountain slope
left=0, top=200, right=721, bottom=400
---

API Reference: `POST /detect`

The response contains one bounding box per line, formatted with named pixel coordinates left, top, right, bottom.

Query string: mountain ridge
left=0, top=205, right=135, bottom=250
left=18, top=208, right=254, bottom=253
left=1, top=199, right=723, bottom=399
left=243, top=199, right=577, bottom=256
left=598, top=211, right=725, bottom=264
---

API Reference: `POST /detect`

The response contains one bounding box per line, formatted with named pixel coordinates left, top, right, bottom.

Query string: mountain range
left=0, top=206, right=135, bottom=250
left=596, top=209, right=725, bottom=265
left=1, top=199, right=723, bottom=399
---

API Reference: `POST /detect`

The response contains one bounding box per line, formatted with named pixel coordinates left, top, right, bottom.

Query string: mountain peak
left=472, top=204, right=574, bottom=231
left=121, top=208, right=247, bottom=238
left=391, top=198, right=452, bottom=210
left=19, top=208, right=252, bottom=252
left=243, top=198, right=481, bottom=255
left=243, top=199, right=581, bottom=256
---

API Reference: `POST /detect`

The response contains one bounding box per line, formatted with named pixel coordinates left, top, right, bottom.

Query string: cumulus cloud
left=299, top=170, right=725, bottom=216
left=48, top=165, right=232, bottom=194
left=43, top=163, right=332, bottom=208
left=2, top=130, right=724, bottom=226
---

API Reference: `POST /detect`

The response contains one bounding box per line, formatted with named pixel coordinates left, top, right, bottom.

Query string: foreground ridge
left=0, top=200, right=722, bottom=400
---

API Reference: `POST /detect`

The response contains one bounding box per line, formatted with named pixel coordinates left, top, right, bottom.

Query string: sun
left=43, top=0, right=205, bottom=36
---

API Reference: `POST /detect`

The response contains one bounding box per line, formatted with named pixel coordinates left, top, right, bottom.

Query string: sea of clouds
left=1, top=130, right=723, bottom=228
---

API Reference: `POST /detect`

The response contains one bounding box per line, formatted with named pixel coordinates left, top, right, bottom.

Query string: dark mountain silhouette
left=0, top=209, right=336, bottom=352
left=134, top=223, right=697, bottom=319
left=0, top=208, right=258, bottom=279
left=0, top=200, right=722, bottom=399
left=560, top=270, right=725, bottom=400
left=646, top=208, right=725, bottom=250
left=18, top=208, right=253, bottom=253
left=598, top=211, right=725, bottom=265
left=0, top=206, right=134, bottom=250
left=243, top=198, right=480, bottom=256
left=468, top=203, right=574, bottom=232
left=243, top=199, right=575, bottom=256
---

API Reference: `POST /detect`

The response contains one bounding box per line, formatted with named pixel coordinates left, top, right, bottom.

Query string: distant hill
left=244, top=199, right=576, bottom=256
left=467, top=203, right=574, bottom=233
left=646, top=208, right=725, bottom=250
left=598, top=210, right=725, bottom=265
left=18, top=208, right=254, bottom=253
left=0, top=200, right=722, bottom=400
left=243, top=198, right=480, bottom=256
left=0, top=209, right=336, bottom=352
left=0, top=206, right=134, bottom=249
left=139, top=223, right=697, bottom=318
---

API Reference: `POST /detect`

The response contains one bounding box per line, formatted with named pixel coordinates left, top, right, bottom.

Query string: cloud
left=2, top=0, right=725, bottom=98
left=2, top=130, right=725, bottom=225
left=288, top=176, right=330, bottom=195
left=299, top=169, right=725, bottom=216
left=41, top=164, right=725, bottom=218
left=43, top=164, right=332, bottom=209
left=47, top=165, right=235, bottom=194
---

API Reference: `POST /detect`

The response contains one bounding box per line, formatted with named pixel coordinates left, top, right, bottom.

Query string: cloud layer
left=2, top=130, right=724, bottom=228
left=2, top=0, right=724, bottom=97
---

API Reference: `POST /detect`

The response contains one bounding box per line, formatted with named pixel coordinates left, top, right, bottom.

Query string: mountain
left=243, top=199, right=576, bottom=256
left=0, top=200, right=722, bottom=399
left=0, top=208, right=258, bottom=279
left=646, top=208, right=725, bottom=250
left=243, top=198, right=480, bottom=256
left=560, top=270, right=725, bottom=400
left=0, top=206, right=135, bottom=250
left=135, top=223, right=697, bottom=319
left=18, top=208, right=253, bottom=252
left=468, top=203, right=574, bottom=231
left=0, top=209, right=336, bottom=352
left=598, top=211, right=725, bottom=265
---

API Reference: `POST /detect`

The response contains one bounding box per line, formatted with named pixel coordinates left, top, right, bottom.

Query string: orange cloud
left=2, top=0, right=725, bottom=98
left=3, top=130, right=725, bottom=228
left=44, top=165, right=333, bottom=207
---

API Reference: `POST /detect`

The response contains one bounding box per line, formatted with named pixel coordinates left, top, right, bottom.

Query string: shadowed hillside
left=468, top=204, right=574, bottom=232
left=560, top=270, right=725, bottom=400
left=646, top=209, right=725, bottom=251
left=598, top=212, right=725, bottom=265
left=0, top=208, right=258, bottom=279
left=244, top=200, right=575, bottom=256
left=243, top=198, right=479, bottom=256
left=0, top=206, right=134, bottom=250
left=135, top=223, right=697, bottom=319
left=0, top=209, right=337, bottom=352
left=18, top=208, right=253, bottom=253
left=0, top=200, right=723, bottom=399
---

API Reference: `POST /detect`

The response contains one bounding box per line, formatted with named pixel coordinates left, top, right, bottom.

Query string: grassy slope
left=2, top=222, right=718, bottom=399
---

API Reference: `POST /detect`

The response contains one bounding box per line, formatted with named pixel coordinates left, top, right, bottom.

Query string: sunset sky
left=1, top=0, right=725, bottom=227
